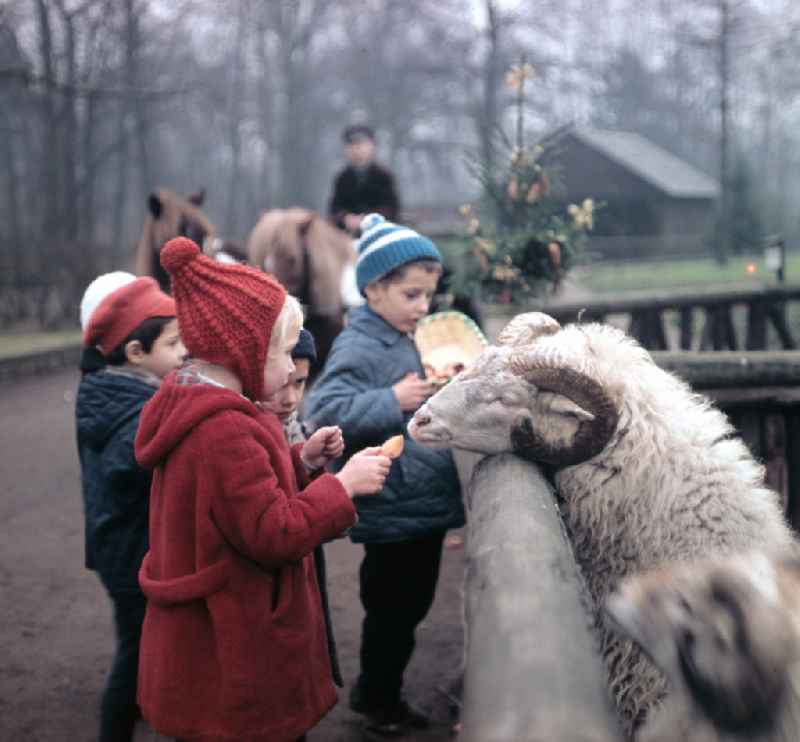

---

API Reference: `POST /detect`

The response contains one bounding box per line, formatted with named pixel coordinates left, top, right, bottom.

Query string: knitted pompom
left=160, top=236, right=201, bottom=274
left=360, top=213, right=385, bottom=233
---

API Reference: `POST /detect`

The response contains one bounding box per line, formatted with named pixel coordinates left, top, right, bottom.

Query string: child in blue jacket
left=75, top=275, right=186, bottom=742
left=306, top=214, right=465, bottom=736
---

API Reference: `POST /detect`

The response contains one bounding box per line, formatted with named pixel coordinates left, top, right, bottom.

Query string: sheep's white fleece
left=544, top=323, right=796, bottom=736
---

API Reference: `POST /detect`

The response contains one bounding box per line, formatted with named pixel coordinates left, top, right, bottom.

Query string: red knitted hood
left=135, top=371, right=257, bottom=469
left=159, top=237, right=287, bottom=401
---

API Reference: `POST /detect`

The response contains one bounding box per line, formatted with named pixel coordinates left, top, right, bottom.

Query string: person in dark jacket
left=328, top=124, right=400, bottom=234
left=306, top=214, right=465, bottom=737
left=76, top=275, right=185, bottom=742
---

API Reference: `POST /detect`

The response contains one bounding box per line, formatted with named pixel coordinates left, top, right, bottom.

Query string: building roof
left=570, top=128, right=720, bottom=199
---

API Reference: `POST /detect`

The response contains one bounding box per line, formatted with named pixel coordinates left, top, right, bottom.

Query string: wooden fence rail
left=543, top=284, right=800, bottom=351
left=653, top=351, right=800, bottom=527
left=459, top=453, right=622, bottom=742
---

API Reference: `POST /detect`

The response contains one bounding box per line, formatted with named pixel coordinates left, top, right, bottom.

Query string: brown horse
left=246, top=208, right=357, bottom=370
left=134, top=188, right=219, bottom=292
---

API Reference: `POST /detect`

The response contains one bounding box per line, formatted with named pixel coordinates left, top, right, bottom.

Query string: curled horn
left=508, top=345, right=619, bottom=466
left=497, top=312, right=561, bottom=348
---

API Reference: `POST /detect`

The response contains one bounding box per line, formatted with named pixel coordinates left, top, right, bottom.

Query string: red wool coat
left=134, top=375, right=356, bottom=742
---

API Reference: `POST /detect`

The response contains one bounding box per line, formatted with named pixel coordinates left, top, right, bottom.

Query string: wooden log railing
left=543, top=284, right=800, bottom=351
left=459, top=453, right=622, bottom=742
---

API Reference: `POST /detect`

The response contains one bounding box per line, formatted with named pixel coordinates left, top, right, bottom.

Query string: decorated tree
left=461, top=61, right=597, bottom=304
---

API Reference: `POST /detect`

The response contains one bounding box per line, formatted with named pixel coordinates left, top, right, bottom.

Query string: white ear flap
left=543, top=392, right=595, bottom=422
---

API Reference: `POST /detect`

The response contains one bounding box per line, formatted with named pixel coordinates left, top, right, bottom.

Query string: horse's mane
left=305, top=214, right=354, bottom=264
left=134, top=188, right=217, bottom=276
left=246, top=208, right=312, bottom=270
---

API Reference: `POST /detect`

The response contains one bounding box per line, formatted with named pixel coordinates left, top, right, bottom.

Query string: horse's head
left=135, top=188, right=218, bottom=292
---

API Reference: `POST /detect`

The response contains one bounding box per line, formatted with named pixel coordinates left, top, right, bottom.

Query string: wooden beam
left=767, top=302, right=796, bottom=349
left=679, top=307, right=693, bottom=350
left=746, top=301, right=767, bottom=350
left=460, top=454, right=622, bottom=742
left=543, top=283, right=800, bottom=320
left=652, top=351, right=800, bottom=389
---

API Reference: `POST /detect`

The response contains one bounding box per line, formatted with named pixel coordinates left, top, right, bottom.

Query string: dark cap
left=342, top=124, right=375, bottom=143
left=292, top=328, right=317, bottom=365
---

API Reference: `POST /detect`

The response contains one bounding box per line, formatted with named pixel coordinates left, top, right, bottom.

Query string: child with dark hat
left=259, top=327, right=317, bottom=446
left=133, top=237, right=391, bottom=742
left=76, top=274, right=185, bottom=742
left=258, top=327, right=346, bottom=690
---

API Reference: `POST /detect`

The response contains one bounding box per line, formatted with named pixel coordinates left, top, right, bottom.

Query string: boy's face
left=345, top=136, right=375, bottom=168
left=262, top=327, right=299, bottom=398
left=136, top=319, right=186, bottom=379
left=365, top=265, right=439, bottom=334
left=260, top=358, right=310, bottom=422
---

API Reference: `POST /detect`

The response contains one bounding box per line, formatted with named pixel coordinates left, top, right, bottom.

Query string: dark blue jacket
left=306, top=305, right=464, bottom=543
left=76, top=368, right=157, bottom=594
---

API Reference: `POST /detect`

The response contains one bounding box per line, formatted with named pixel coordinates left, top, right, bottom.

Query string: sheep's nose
left=414, top=412, right=431, bottom=427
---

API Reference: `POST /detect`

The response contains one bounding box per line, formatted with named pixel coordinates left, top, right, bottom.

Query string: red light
left=746, top=263, right=757, bottom=274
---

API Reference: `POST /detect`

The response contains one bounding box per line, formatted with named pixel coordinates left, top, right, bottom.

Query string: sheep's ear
left=545, top=393, right=595, bottom=422
left=510, top=411, right=563, bottom=465
left=148, top=193, right=163, bottom=219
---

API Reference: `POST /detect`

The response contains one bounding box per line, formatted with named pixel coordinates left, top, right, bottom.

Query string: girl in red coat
left=134, top=237, right=391, bottom=742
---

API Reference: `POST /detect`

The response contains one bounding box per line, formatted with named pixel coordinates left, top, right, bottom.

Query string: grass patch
left=0, top=330, right=82, bottom=359
left=577, top=253, right=800, bottom=294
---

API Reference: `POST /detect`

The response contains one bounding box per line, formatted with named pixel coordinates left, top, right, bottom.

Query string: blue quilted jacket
left=305, top=305, right=464, bottom=543
left=76, top=368, right=156, bottom=593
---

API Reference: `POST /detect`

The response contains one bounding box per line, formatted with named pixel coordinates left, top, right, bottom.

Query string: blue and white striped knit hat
left=355, top=213, right=443, bottom=295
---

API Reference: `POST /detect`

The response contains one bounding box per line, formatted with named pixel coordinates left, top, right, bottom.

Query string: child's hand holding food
left=393, top=372, right=434, bottom=412
left=336, top=447, right=391, bottom=498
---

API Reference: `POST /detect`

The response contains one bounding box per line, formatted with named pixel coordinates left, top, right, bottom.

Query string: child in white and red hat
left=75, top=274, right=185, bottom=742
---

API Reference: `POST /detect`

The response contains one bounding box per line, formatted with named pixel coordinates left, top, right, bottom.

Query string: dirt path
left=0, top=369, right=465, bottom=742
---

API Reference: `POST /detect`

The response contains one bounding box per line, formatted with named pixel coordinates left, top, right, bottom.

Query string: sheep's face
left=605, top=553, right=800, bottom=736
left=409, top=347, right=596, bottom=461
left=409, top=348, right=533, bottom=453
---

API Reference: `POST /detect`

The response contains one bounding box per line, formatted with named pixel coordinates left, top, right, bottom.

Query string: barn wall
left=549, top=135, right=715, bottom=259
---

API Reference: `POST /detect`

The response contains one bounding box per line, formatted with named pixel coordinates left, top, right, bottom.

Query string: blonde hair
left=268, top=294, right=304, bottom=353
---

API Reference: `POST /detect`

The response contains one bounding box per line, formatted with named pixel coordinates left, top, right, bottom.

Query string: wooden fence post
left=459, top=453, right=623, bottom=742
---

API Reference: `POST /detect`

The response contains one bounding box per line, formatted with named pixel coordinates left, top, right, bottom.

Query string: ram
left=409, top=312, right=795, bottom=738
left=606, top=551, right=800, bottom=742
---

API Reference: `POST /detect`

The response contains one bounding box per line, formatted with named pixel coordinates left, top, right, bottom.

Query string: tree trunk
left=129, top=0, right=151, bottom=205
left=112, top=0, right=142, bottom=259
left=35, top=0, right=61, bottom=240
left=0, top=103, right=22, bottom=269
left=225, top=0, right=248, bottom=235
left=717, top=0, right=730, bottom=256
left=112, top=113, right=130, bottom=263
left=478, top=0, right=500, bottom=176
left=59, top=4, right=79, bottom=240
left=81, top=92, right=98, bottom=243
left=255, top=18, right=274, bottom=211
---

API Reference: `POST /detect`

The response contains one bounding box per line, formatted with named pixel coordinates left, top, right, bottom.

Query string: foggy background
left=1, top=0, right=799, bottom=321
